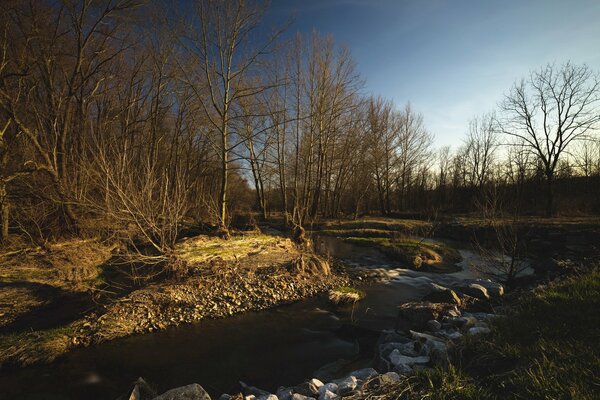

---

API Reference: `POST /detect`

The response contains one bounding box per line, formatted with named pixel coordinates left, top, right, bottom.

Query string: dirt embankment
left=0, top=233, right=347, bottom=368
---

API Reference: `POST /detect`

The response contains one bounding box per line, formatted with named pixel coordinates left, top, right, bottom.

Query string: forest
left=1, top=0, right=599, bottom=254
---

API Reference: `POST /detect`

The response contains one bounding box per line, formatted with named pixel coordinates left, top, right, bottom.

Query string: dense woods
left=1, top=0, right=600, bottom=252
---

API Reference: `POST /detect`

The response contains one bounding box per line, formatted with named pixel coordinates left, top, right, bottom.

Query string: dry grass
left=319, top=217, right=431, bottom=233
left=328, top=286, right=365, bottom=305
left=0, top=326, right=74, bottom=367
left=174, top=234, right=296, bottom=264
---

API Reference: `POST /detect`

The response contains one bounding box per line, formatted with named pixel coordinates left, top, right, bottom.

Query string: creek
left=0, top=236, right=503, bottom=399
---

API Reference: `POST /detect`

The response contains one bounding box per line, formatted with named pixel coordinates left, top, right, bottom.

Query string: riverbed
left=0, top=236, right=509, bottom=399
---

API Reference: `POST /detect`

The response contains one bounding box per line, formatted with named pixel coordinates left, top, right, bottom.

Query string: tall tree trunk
left=0, top=181, right=8, bottom=243
left=546, top=173, right=554, bottom=217
left=219, top=118, right=229, bottom=229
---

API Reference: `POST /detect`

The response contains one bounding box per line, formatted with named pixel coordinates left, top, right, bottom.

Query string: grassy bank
left=344, top=237, right=462, bottom=272
left=0, top=233, right=347, bottom=368
left=372, top=267, right=600, bottom=399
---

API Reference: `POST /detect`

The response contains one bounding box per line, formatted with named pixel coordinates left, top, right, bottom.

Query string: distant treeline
left=1, top=1, right=599, bottom=253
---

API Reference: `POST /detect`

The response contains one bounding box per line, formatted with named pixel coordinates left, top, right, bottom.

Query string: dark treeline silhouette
left=1, top=0, right=599, bottom=253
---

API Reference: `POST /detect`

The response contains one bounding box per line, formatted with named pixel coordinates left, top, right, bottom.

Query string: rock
left=317, top=383, right=338, bottom=396
left=318, top=390, right=337, bottom=400
left=218, top=395, right=232, bottom=400
left=378, top=372, right=401, bottom=385
left=423, top=284, right=462, bottom=306
left=153, top=384, right=211, bottom=400
left=258, top=396, right=278, bottom=400
left=436, top=329, right=463, bottom=340
left=426, top=320, right=442, bottom=332
left=473, top=280, right=504, bottom=298
left=126, top=377, right=156, bottom=400
left=393, top=363, right=413, bottom=375
left=455, top=283, right=490, bottom=301
left=276, top=387, right=293, bottom=400
left=396, top=302, right=459, bottom=331
left=336, top=376, right=357, bottom=395
left=378, top=330, right=412, bottom=345
left=389, top=349, right=430, bottom=367
left=292, top=382, right=316, bottom=397
left=465, top=312, right=499, bottom=321
left=409, top=330, right=446, bottom=343
left=349, top=368, right=378, bottom=381
left=240, top=382, right=270, bottom=397
left=307, top=378, right=324, bottom=394
left=467, top=327, right=491, bottom=335
left=408, top=330, right=448, bottom=365
left=291, top=394, right=315, bottom=400
left=380, top=341, right=424, bottom=358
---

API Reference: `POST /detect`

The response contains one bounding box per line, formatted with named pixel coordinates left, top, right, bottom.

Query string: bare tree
left=175, top=0, right=285, bottom=235
left=500, top=62, right=600, bottom=216
left=464, top=113, right=499, bottom=190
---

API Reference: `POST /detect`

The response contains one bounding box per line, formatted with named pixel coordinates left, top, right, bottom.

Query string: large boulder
left=454, top=283, right=490, bottom=301
left=240, top=382, right=271, bottom=397
left=118, top=377, right=156, bottom=400
left=396, top=302, right=459, bottom=331
left=423, top=284, right=461, bottom=306
left=335, top=376, right=357, bottom=395
left=389, top=350, right=430, bottom=368
left=349, top=368, right=378, bottom=381
left=153, top=384, right=211, bottom=400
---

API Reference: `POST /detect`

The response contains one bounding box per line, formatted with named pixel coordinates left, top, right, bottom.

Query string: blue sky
left=265, top=0, right=600, bottom=148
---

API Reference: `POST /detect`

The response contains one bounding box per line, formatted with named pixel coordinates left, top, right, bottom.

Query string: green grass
left=0, top=325, right=74, bottom=367
left=403, top=268, right=600, bottom=399
left=343, top=237, right=461, bottom=271
left=317, top=228, right=397, bottom=238
left=318, top=217, right=430, bottom=233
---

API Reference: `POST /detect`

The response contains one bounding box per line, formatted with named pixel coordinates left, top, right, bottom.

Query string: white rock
left=292, top=394, right=314, bottom=400
left=409, top=330, right=446, bottom=343
left=426, top=320, right=442, bottom=331
left=436, top=329, right=463, bottom=340
left=318, top=390, right=337, bottom=400
left=307, top=378, right=324, bottom=394
left=154, top=384, right=211, bottom=400
left=317, top=383, right=338, bottom=396
left=258, top=395, right=278, bottom=400
left=336, top=376, right=357, bottom=395
left=379, top=372, right=401, bottom=385
left=380, top=341, right=420, bottom=357
left=349, top=368, right=378, bottom=381
left=467, top=327, right=491, bottom=335
left=389, top=349, right=430, bottom=367
left=276, top=388, right=293, bottom=400
left=393, top=363, right=413, bottom=375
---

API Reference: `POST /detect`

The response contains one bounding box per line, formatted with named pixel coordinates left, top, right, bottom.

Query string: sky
left=264, top=0, right=600, bottom=149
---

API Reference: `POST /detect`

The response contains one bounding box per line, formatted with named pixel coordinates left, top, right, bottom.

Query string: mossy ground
left=344, top=236, right=461, bottom=272
left=175, top=234, right=295, bottom=264
left=318, top=217, right=431, bottom=233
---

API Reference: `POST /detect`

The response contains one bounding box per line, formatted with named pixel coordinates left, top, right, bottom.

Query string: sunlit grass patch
left=0, top=325, right=74, bottom=367
left=175, top=234, right=294, bottom=264
left=328, top=286, right=366, bottom=305
left=343, top=237, right=461, bottom=271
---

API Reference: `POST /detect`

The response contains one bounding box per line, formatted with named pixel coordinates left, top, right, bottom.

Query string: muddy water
left=0, top=236, right=496, bottom=399
left=0, top=298, right=357, bottom=399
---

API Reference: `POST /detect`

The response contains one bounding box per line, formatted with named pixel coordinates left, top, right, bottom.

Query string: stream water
left=0, top=236, right=505, bottom=400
